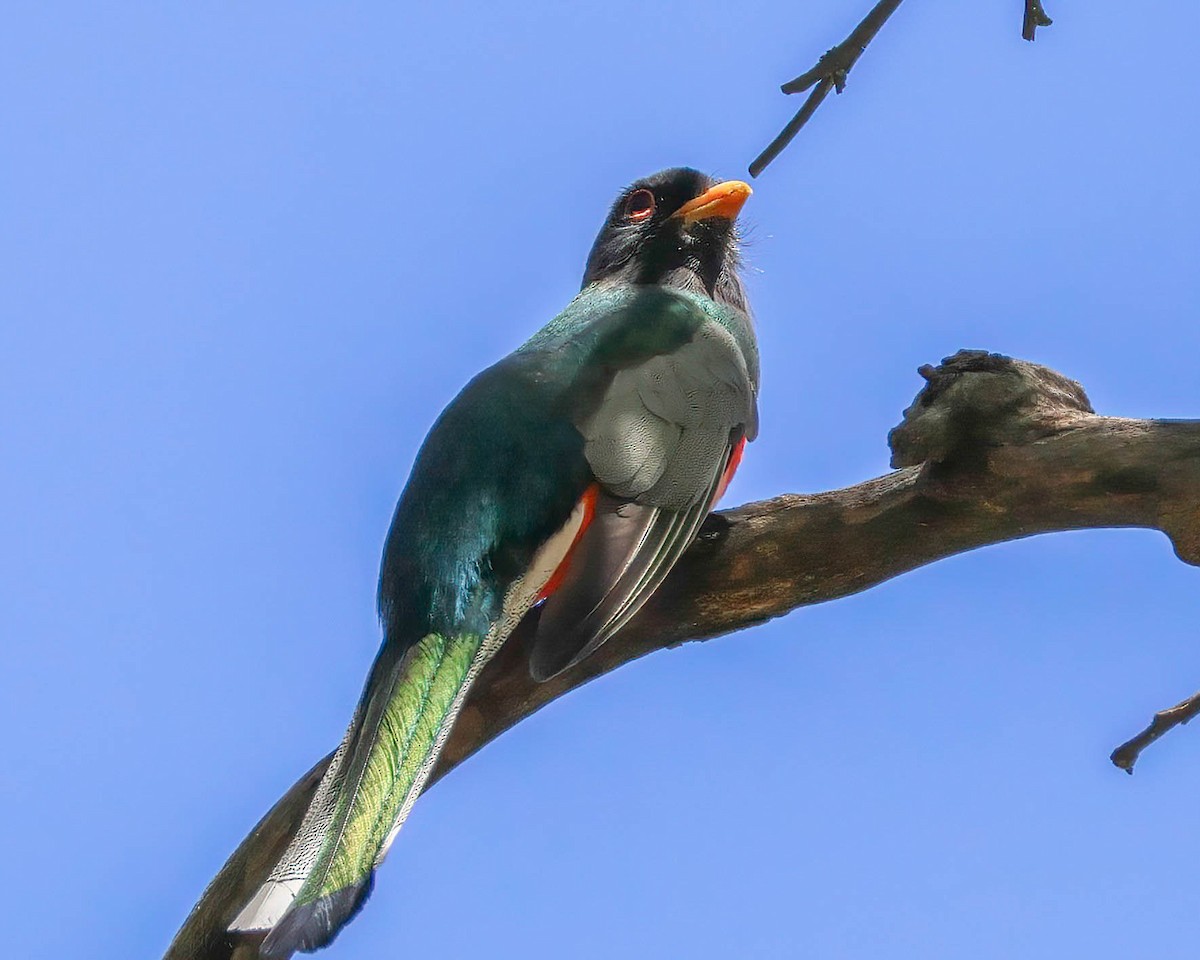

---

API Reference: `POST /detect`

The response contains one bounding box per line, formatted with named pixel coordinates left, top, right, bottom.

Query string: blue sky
left=3, top=2, right=1199, bottom=958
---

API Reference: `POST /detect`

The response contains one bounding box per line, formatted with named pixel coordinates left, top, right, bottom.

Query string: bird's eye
left=625, top=189, right=656, bottom=222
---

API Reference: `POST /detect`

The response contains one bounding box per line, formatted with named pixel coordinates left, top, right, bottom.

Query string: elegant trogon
left=222, top=167, right=760, bottom=957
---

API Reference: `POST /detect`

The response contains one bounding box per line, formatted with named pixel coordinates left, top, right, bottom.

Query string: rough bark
left=166, top=351, right=1200, bottom=960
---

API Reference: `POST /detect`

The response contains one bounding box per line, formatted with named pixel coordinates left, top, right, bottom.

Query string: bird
left=223, top=167, right=760, bottom=958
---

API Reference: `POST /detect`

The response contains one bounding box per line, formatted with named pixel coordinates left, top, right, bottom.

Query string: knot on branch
left=1160, top=503, right=1200, bottom=568
left=781, top=47, right=852, bottom=95
left=888, top=350, right=1093, bottom=468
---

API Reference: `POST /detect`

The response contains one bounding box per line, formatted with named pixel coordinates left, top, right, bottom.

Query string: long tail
left=229, top=630, right=488, bottom=958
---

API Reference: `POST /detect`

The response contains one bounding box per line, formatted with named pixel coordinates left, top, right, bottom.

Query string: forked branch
left=751, top=0, right=1054, bottom=176
left=750, top=0, right=904, bottom=177
left=1023, top=0, right=1054, bottom=42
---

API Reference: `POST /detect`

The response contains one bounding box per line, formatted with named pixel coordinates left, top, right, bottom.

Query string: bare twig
left=166, top=350, right=1200, bottom=960
left=1111, top=691, right=1200, bottom=774
left=748, top=78, right=837, bottom=179
left=751, top=0, right=1057, bottom=176
left=749, top=0, right=905, bottom=177
left=1023, top=0, right=1054, bottom=42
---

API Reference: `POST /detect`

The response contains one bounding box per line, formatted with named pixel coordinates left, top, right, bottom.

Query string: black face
left=581, top=167, right=748, bottom=314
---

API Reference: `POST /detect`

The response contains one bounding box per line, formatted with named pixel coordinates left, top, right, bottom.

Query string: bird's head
left=582, top=167, right=751, bottom=313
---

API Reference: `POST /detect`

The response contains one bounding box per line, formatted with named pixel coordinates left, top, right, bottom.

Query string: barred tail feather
left=237, top=631, right=487, bottom=959
left=229, top=488, right=598, bottom=958
left=259, top=874, right=374, bottom=958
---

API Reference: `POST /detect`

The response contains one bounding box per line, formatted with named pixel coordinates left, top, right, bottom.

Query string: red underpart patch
left=536, top=483, right=600, bottom=602
left=712, top=436, right=747, bottom=506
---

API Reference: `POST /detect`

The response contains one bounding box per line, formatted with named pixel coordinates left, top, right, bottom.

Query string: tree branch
left=165, top=351, right=1200, bottom=960
left=1111, top=690, right=1200, bottom=774
left=1023, top=0, right=1054, bottom=42
left=750, top=0, right=1055, bottom=176
left=750, top=0, right=905, bottom=178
